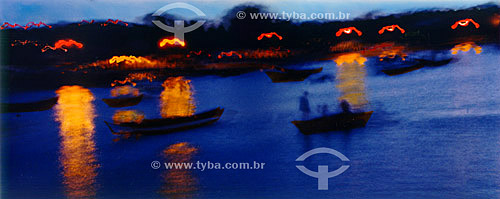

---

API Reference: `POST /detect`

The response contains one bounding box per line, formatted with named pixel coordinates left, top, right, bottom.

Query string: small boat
left=416, top=58, right=453, bottom=67
left=265, top=67, right=323, bottom=83
left=104, top=107, right=224, bottom=135
left=381, top=63, right=424, bottom=76
left=291, top=111, right=373, bottom=134
left=102, top=94, right=144, bottom=108
left=1, top=97, right=58, bottom=113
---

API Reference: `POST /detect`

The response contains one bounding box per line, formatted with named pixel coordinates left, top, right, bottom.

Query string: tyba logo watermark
left=296, top=147, right=350, bottom=190
left=152, top=2, right=206, bottom=42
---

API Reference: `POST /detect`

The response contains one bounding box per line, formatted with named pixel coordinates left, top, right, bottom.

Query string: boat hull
left=265, top=67, right=323, bottom=83
left=381, top=64, right=424, bottom=76
left=105, top=107, right=224, bottom=135
left=291, top=111, right=373, bottom=134
left=416, top=58, right=453, bottom=67
left=1, top=97, right=58, bottom=113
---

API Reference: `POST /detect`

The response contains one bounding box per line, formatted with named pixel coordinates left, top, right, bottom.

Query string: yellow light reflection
left=334, top=53, right=368, bottom=110
left=55, top=85, right=99, bottom=198
left=160, top=142, right=199, bottom=198
left=112, top=110, right=144, bottom=124
left=110, top=85, right=140, bottom=97
left=451, top=42, right=482, bottom=55
left=111, top=72, right=157, bottom=87
left=334, top=53, right=367, bottom=66
left=378, top=48, right=407, bottom=61
left=361, top=43, right=407, bottom=61
left=160, top=77, right=196, bottom=118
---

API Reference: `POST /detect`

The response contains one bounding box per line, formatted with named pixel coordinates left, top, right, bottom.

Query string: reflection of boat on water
left=416, top=58, right=453, bottom=67
left=1, top=97, right=58, bottom=113
left=291, top=111, right=373, bottom=134
left=104, top=107, right=224, bottom=135
left=102, top=94, right=144, bottom=108
left=265, top=67, right=323, bottom=83
left=381, top=63, right=425, bottom=76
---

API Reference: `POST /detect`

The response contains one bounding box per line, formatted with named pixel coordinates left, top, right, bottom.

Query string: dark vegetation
left=1, top=3, right=499, bottom=66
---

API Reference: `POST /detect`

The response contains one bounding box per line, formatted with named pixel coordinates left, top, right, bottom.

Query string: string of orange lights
left=217, top=51, right=243, bottom=59
left=257, top=32, right=283, bottom=40
left=41, top=39, right=84, bottom=52
left=1, top=21, right=52, bottom=30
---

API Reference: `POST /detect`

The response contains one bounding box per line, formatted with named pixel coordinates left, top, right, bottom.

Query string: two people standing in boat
left=299, top=91, right=353, bottom=119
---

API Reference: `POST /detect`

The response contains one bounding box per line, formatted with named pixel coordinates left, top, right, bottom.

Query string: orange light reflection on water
left=160, top=142, right=199, bottom=198
left=112, top=110, right=144, bottom=124
left=334, top=53, right=368, bottom=110
left=55, top=85, right=99, bottom=198
left=112, top=72, right=157, bottom=87
left=111, top=85, right=140, bottom=97
left=160, top=77, right=196, bottom=118
left=451, top=42, right=482, bottom=55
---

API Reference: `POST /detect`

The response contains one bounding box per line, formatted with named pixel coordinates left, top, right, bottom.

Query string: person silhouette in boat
left=299, top=91, right=311, bottom=119
left=340, top=100, right=353, bottom=114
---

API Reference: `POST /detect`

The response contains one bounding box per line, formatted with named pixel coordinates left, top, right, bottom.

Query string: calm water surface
left=3, top=44, right=500, bottom=199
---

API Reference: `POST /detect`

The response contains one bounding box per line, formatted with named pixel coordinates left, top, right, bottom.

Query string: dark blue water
left=2, top=45, right=500, bottom=199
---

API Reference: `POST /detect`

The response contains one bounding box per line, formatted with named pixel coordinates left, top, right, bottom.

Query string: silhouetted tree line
left=1, top=3, right=499, bottom=66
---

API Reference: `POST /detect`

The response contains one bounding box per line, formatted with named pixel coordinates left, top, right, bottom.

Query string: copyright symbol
left=236, top=11, right=246, bottom=19
left=151, top=161, right=161, bottom=169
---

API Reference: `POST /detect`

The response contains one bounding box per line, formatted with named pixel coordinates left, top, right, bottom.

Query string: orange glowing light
left=336, top=27, right=362, bottom=37
left=217, top=51, right=243, bottom=59
left=159, top=37, right=186, bottom=47
left=160, top=77, right=196, bottom=118
left=334, top=53, right=367, bottom=66
left=451, top=18, right=480, bottom=29
left=102, top=19, right=128, bottom=26
left=112, top=110, right=144, bottom=124
left=80, top=55, right=175, bottom=70
left=1, top=21, right=52, bottom=30
left=111, top=85, right=140, bottom=97
left=378, top=25, right=405, bottom=34
left=108, top=55, right=152, bottom=65
left=451, top=42, right=482, bottom=55
left=257, top=32, right=283, bottom=40
left=41, top=39, right=83, bottom=52
left=78, top=20, right=95, bottom=26
left=55, top=85, right=98, bottom=198
left=111, top=72, right=157, bottom=87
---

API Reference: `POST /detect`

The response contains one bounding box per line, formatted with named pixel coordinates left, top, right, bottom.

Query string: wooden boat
left=291, top=111, right=373, bottom=134
left=381, top=63, right=424, bottom=76
left=1, top=97, right=58, bottom=113
left=265, top=67, right=323, bottom=83
left=416, top=58, right=453, bottom=67
left=102, top=94, right=144, bottom=108
left=381, top=58, right=453, bottom=76
left=104, top=107, right=224, bottom=135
